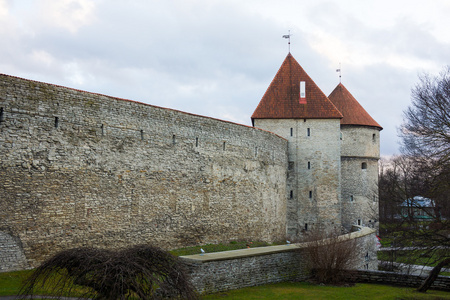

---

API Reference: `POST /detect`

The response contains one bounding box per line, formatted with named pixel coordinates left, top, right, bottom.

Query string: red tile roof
left=328, top=83, right=382, bottom=129
left=251, top=53, right=342, bottom=122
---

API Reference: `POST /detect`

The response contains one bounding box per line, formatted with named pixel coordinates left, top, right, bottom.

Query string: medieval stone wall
left=0, top=74, right=288, bottom=269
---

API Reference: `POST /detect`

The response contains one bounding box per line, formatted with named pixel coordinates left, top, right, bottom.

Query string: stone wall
left=182, top=227, right=377, bottom=294
left=0, top=74, right=288, bottom=269
left=0, top=231, right=29, bottom=272
left=254, top=119, right=342, bottom=236
left=353, top=270, right=450, bottom=291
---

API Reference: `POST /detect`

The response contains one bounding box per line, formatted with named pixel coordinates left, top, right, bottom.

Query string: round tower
left=329, top=83, right=382, bottom=231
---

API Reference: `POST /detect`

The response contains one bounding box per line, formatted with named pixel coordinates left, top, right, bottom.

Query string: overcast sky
left=1, top=0, right=449, bottom=156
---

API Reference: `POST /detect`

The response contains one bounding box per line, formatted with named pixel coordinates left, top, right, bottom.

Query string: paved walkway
left=379, top=260, right=450, bottom=276
left=379, top=246, right=449, bottom=251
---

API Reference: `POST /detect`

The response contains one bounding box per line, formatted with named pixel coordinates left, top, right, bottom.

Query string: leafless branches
left=18, top=245, right=198, bottom=300
left=302, top=229, right=358, bottom=284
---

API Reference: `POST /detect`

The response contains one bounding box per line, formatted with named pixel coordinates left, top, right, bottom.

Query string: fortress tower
left=328, top=83, right=382, bottom=231
left=252, top=53, right=343, bottom=236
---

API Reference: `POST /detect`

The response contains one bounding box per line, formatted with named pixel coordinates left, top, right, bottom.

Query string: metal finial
left=282, top=30, right=292, bottom=53
left=336, top=63, right=342, bottom=83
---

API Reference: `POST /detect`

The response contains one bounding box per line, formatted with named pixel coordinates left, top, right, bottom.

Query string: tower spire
left=282, top=30, right=292, bottom=53
left=336, top=63, right=342, bottom=83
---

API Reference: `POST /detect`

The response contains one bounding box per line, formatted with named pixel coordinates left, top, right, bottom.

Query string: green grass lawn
left=1, top=271, right=449, bottom=299
left=202, top=282, right=450, bottom=300
left=0, top=270, right=32, bottom=296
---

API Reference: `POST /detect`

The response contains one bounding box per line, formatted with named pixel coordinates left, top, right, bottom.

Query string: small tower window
left=172, top=135, right=176, bottom=145
left=305, top=223, right=308, bottom=231
left=140, top=130, right=144, bottom=140
left=196, top=137, right=199, bottom=147
left=255, top=147, right=258, bottom=157
left=357, top=219, right=362, bottom=226
left=54, top=117, right=59, bottom=128
left=307, top=128, right=310, bottom=136
left=350, top=195, right=354, bottom=201
left=290, top=128, right=293, bottom=136
left=101, top=124, right=105, bottom=136
left=372, top=134, right=376, bottom=142
left=0, top=107, right=4, bottom=123
left=307, top=161, right=311, bottom=169
left=340, top=132, right=343, bottom=140
left=309, top=191, right=312, bottom=199
left=223, top=141, right=226, bottom=151
left=362, top=162, right=367, bottom=169
left=290, top=190, right=293, bottom=199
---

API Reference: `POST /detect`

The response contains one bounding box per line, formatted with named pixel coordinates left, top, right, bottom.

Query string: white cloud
left=1, top=0, right=449, bottom=156
left=39, top=0, right=96, bottom=33
left=0, top=0, right=8, bottom=18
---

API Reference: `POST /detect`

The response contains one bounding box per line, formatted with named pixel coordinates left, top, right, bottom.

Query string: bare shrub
left=18, top=244, right=198, bottom=300
left=302, top=229, right=358, bottom=284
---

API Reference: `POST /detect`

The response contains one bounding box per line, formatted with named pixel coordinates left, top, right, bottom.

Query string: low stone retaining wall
left=353, top=270, right=450, bottom=291
left=181, top=245, right=308, bottom=294
left=180, top=227, right=377, bottom=294
left=0, top=231, right=29, bottom=272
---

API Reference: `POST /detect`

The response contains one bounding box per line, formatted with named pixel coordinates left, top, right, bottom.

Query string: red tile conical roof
left=251, top=53, right=342, bottom=122
left=328, top=83, right=382, bottom=129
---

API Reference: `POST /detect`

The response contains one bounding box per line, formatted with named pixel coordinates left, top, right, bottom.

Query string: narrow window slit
left=172, top=135, right=176, bottom=145
left=0, top=107, right=4, bottom=123
left=290, top=128, right=293, bottom=136
left=54, top=117, right=59, bottom=128
left=309, top=191, right=312, bottom=199
left=195, top=137, right=199, bottom=147
left=307, top=128, right=310, bottom=136
left=101, top=124, right=104, bottom=136
left=290, top=190, right=293, bottom=199
left=140, top=130, right=144, bottom=140
left=307, top=161, right=311, bottom=169
left=223, top=141, right=226, bottom=151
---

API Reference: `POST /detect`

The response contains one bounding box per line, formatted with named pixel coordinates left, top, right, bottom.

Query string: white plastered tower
left=252, top=54, right=344, bottom=237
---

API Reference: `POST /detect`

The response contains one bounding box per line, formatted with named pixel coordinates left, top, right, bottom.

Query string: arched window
left=361, top=162, right=367, bottom=169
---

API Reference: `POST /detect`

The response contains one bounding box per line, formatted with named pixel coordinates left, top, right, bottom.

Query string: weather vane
left=336, top=63, right=342, bottom=83
left=282, top=30, right=292, bottom=53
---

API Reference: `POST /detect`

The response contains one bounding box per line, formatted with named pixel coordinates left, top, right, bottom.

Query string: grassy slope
left=1, top=271, right=449, bottom=299
left=203, top=282, right=450, bottom=300
left=0, top=270, right=31, bottom=296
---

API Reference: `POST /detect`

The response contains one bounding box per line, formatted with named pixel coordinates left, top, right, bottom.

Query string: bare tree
left=302, top=229, right=358, bottom=284
left=18, top=245, right=198, bottom=300
left=395, top=66, right=450, bottom=292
